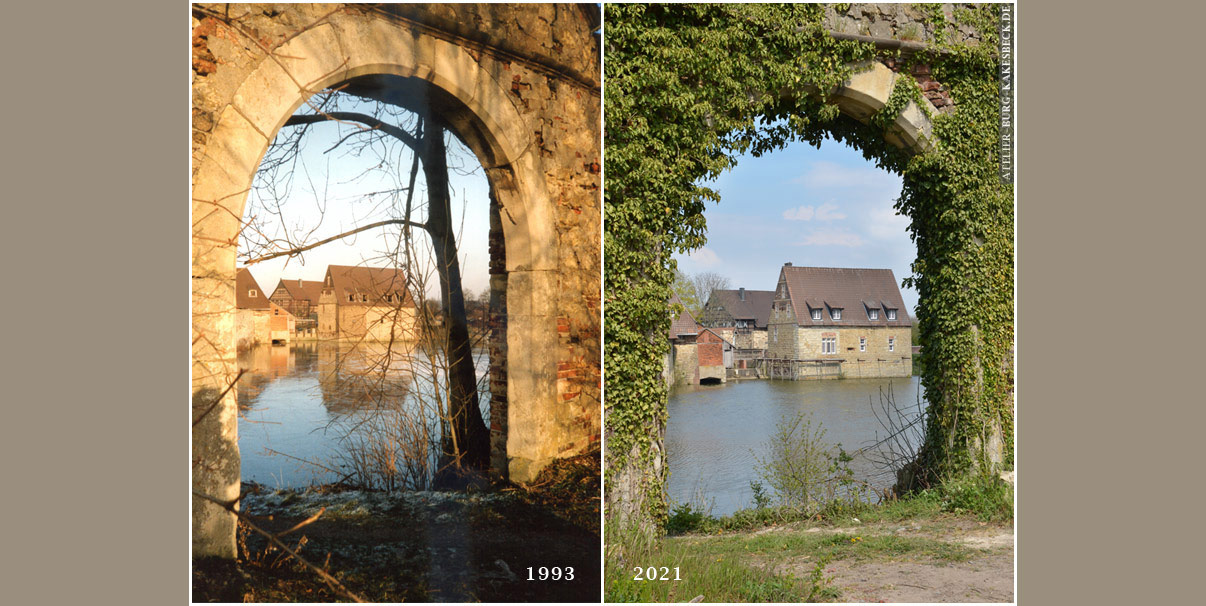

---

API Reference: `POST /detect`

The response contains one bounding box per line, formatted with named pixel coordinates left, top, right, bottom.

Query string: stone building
left=316, top=265, right=418, bottom=342
left=767, top=264, right=912, bottom=379
left=701, top=287, right=774, bottom=365
left=234, top=268, right=294, bottom=349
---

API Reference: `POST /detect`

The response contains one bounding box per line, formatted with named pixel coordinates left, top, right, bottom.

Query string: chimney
left=298, top=278, right=303, bottom=287
left=785, top=262, right=792, bottom=267
left=739, top=287, right=745, bottom=301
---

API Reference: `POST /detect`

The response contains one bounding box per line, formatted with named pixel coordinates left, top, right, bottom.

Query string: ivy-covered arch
left=604, top=3, right=1013, bottom=532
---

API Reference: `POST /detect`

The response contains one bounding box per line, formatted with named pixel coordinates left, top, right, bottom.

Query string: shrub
left=753, top=412, right=873, bottom=516
left=665, top=501, right=709, bottom=534
left=940, top=473, right=1014, bottom=522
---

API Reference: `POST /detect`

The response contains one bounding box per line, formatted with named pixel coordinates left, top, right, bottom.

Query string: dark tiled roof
left=707, top=289, right=775, bottom=328
left=323, top=265, right=416, bottom=307
left=668, top=293, right=701, bottom=339
left=781, top=266, right=912, bottom=328
left=236, top=268, right=270, bottom=310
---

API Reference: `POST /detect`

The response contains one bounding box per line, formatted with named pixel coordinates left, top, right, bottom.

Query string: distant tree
left=670, top=270, right=702, bottom=317
left=691, top=271, right=731, bottom=313
left=671, top=270, right=731, bottom=318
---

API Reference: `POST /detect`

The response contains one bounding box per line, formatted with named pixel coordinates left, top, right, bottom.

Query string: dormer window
left=361, top=294, right=368, bottom=302
left=348, top=293, right=355, bottom=302
left=887, top=309, right=897, bottom=321
left=831, top=308, right=842, bottom=321
left=868, top=309, right=879, bottom=321
left=811, top=308, right=822, bottom=321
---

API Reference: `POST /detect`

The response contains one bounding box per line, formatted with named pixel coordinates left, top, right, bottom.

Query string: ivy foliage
left=604, top=3, right=1013, bottom=532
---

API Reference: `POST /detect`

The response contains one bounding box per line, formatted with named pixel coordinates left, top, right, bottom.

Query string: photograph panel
left=190, top=4, right=602, bottom=601
left=603, top=4, right=1015, bottom=602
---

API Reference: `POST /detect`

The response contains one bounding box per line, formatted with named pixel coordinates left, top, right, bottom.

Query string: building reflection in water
left=235, top=340, right=489, bottom=491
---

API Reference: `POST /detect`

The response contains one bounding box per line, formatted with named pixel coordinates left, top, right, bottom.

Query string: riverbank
left=194, top=453, right=600, bottom=603
left=606, top=476, right=1014, bottom=602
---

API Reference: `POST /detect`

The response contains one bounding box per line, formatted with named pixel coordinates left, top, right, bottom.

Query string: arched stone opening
left=193, top=7, right=599, bottom=558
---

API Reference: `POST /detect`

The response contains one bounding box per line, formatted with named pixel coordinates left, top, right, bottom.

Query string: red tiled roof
left=781, top=266, right=912, bottom=328
left=236, top=268, right=270, bottom=310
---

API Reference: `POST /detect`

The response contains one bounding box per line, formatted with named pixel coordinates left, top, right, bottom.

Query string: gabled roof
left=323, top=265, right=416, bottom=307
left=781, top=266, right=912, bottom=327
left=698, top=327, right=736, bottom=348
left=706, top=289, right=775, bottom=328
left=236, top=268, right=270, bottom=310
left=275, top=278, right=325, bottom=303
left=668, top=293, right=701, bottom=340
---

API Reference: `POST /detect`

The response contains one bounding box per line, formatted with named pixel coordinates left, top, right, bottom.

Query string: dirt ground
left=193, top=454, right=601, bottom=603
left=758, top=518, right=1014, bottom=603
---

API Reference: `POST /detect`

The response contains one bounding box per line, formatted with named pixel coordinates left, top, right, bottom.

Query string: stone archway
left=192, top=4, right=600, bottom=558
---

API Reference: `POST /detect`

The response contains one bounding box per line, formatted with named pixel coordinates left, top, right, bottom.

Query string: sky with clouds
left=239, top=96, right=492, bottom=301
left=672, top=136, right=919, bottom=313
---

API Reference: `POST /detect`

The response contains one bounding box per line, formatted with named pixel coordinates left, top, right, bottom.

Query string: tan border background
left=6, top=1, right=1205, bottom=604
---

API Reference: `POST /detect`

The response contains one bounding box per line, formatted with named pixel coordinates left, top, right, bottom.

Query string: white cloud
left=687, top=246, right=721, bottom=266
left=866, top=205, right=911, bottom=240
left=814, top=202, right=846, bottom=221
left=796, top=229, right=865, bottom=247
left=783, top=201, right=845, bottom=222
left=782, top=206, right=815, bottom=221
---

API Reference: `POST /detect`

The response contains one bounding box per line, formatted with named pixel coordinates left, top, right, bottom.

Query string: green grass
left=605, top=535, right=833, bottom=602
left=607, top=487, right=1009, bottom=602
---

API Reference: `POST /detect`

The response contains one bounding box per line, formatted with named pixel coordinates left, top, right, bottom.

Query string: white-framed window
left=772, top=326, right=778, bottom=340
left=859, top=336, right=866, bottom=352
left=248, top=289, right=257, bottom=298
left=887, top=309, right=897, bottom=320
left=888, top=336, right=896, bottom=352
left=811, top=308, right=822, bottom=321
left=822, top=336, right=836, bottom=354
left=868, top=309, right=879, bottom=320
left=831, top=308, right=842, bottom=320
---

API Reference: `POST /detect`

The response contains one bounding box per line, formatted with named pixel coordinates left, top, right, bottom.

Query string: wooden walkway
left=755, top=358, right=843, bottom=380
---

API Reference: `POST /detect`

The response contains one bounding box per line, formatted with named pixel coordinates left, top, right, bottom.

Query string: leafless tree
left=241, top=87, right=492, bottom=482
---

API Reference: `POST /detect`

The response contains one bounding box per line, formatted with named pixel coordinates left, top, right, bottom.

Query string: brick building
left=767, top=264, right=912, bottom=379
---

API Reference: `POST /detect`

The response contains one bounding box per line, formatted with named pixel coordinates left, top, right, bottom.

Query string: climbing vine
left=604, top=3, right=1013, bottom=534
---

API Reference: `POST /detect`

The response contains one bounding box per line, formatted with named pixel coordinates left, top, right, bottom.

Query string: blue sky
left=240, top=95, right=492, bottom=301
left=672, top=137, right=919, bottom=313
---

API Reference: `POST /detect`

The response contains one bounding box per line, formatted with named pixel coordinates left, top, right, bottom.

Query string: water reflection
left=666, top=377, right=927, bottom=516
left=236, top=341, right=489, bottom=490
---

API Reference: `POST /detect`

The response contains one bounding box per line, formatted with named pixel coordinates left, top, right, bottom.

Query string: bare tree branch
left=192, top=491, right=368, bottom=603
left=243, top=218, right=428, bottom=266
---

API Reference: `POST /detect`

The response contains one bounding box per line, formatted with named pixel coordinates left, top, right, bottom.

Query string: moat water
left=666, top=375, right=927, bottom=516
left=235, top=341, right=489, bottom=489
